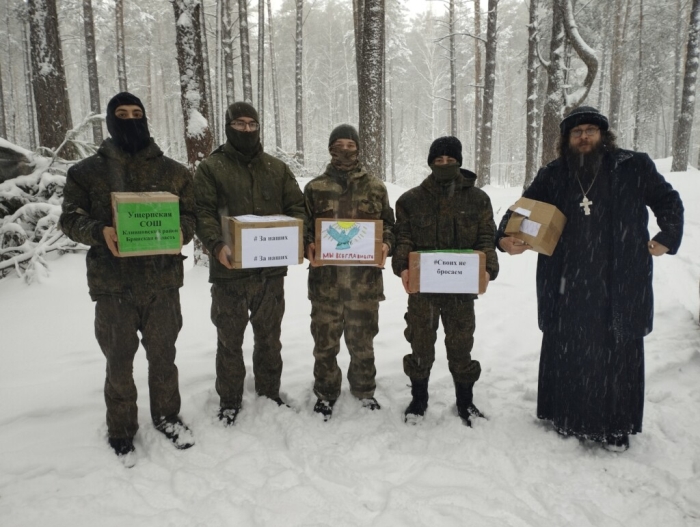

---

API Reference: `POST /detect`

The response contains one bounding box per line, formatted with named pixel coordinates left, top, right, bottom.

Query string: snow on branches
left=0, top=138, right=85, bottom=283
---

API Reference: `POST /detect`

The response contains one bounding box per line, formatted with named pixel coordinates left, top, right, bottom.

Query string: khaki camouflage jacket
left=392, top=169, right=499, bottom=282
left=194, top=141, right=305, bottom=283
left=304, top=164, right=395, bottom=302
left=59, top=139, right=196, bottom=299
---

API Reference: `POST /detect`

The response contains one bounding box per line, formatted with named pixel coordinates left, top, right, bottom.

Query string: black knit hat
left=328, top=124, right=360, bottom=148
left=225, top=102, right=259, bottom=124
left=427, top=136, right=462, bottom=166
left=560, top=106, right=609, bottom=136
left=106, top=92, right=146, bottom=118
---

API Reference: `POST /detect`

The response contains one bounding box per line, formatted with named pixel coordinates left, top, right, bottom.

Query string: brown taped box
left=408, top=250, right=487, bottom=294
left=505, top=197, right=567, bottom=256
left=111, top=192, right=181, bottom=257
left=221, top=215, right=303, bottom=269
left=314, top=218, right=383, bottom=266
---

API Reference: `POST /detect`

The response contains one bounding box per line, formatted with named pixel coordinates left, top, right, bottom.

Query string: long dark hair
left=558, top=129, right=619, bottom=160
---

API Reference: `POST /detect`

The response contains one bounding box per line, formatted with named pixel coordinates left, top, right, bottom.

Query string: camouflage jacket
left=304, top=164, right=395, bottom=302
left=194, top=141, right=305, bottom=283
left=59, top=139, right=196, bottom=299
left=392, top=169, right=499, bottom=281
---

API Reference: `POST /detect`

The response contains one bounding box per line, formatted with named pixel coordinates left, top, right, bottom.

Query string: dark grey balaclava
left=106, top=92, right=150, bottom=154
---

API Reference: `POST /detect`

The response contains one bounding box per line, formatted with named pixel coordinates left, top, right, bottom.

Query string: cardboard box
left=111, top=192, right=181, bottom=257
left=504, top=197, right=567, bottom=256
left=314, top=218, right=383, bottom=266
left=408, top=250, right=487, bottom=294
left=222, top=214, right=303, bottom=269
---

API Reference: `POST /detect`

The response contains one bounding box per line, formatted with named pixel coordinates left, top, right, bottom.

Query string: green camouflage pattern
left=194, top=141, right=305, bottom=283
left=304, top=164, right=394, bottom=400
left=95, top=289, right=183, bottom=439
left=304, top=164, right=395, bottom=302
left=402, top=292, right=481, bottom=383
left=59, top=139, right=196, bottom=298
left=211, top=276, right=285, bottom=408
left=392, top=171, right=499, bottom=281
left=311, top=298, right=379, bottom=400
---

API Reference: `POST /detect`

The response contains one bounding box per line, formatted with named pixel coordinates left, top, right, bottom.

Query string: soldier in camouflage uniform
left=194, top=102, right=305, bottom=426
left=59, top=92, right=197, bottom=459
left=392, top=136, right=499, bottom=425
left=304, top=124, right=395, bottom=420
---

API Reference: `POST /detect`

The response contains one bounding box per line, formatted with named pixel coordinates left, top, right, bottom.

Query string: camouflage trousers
left=211, top=276, right=285, bottom=409
left=403, top=293, right=481, bottom=384
left=311, top=298, right=379, bottom=400
left=94, top=289, right=183, bottom=439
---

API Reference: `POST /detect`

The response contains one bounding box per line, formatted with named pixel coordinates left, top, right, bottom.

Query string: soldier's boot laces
left=360, top=397, right=381, bottom=411
left=404, top=377, right=429, bottom=423
left=313, top=398, right=336, bottom=421
left=155, top=416, right=195, bottom=449
left=218, top=407, right=241, bottom=427
left=455, top=381, right=485, bottom=427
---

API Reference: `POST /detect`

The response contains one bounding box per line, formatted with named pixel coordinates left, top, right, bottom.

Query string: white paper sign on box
left=318, top=220, right=377, bottom=263
left=419, top=252, right=481, bottom=294
left=240, top=226, right=300, bottom=268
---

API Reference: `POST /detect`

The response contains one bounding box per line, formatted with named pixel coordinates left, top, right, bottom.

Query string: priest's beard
left=329, top=146, right=359, bottom=172
left=566, top=141, right=604, bottom=177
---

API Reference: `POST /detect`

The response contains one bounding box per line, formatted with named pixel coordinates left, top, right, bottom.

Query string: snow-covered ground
left=1, top=161, right=698, bottom=527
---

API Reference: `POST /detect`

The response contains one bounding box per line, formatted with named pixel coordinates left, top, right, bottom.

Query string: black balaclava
left=428, top=136, right=462, bottom=185
left=106, top=92, right=151, bottom=154
left=225, top=102, right=261, bottom=155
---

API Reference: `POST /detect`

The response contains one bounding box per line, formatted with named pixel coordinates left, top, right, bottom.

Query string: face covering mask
left=107, top=117, right=151, bottom=154
left=329, top=145, right=359, bottom=171
left=226, top=126, right=260, bottom=155
left=431, top=163, right=461, bottom=184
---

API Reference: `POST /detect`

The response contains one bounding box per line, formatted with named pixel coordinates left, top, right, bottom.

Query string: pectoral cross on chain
left=580, top=196, right=593, bottom=215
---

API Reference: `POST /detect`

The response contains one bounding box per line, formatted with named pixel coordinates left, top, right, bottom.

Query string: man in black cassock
left=496, top=107, right=684, bottom=452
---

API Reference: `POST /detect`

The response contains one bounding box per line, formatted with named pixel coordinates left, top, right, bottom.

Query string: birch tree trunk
left=83, top=0, right=102, bottom=144
left=540, top=2, right=566, bottom=165
left=673, top=0, right=687, bottom=145
left=449, top=0, right=457, bottom=137
left=238, top=0, right=253, bottom=103
left=473, top=0, right=482, bottom=171
left=295, top=0, right=304, bottom=163
left=476, top=0, right=497, bottom=187
left=267, top=0, right=282, bottom=153
left=672, top=0, right=700, bottom=171
left=608, top=0, right=627, bottom=132
left=355, top=0, right=385, bottom=180
left=172, top=0, right=214, bottom=171
left=632, top=0, right=643, bottom=151
left=22, top=19, right=37, bottom=150
left=223, top=0, right=236, bottom=107
left=27, top=0, right=74, bottom=155
left=200, top=2, right=216, bottom=143
left=0, top=62, right=6, bottom=139
left=523, top=0, right=539, bottom=189
left=115, top=0, right=128, bottom=92
left=257, top=0, right=264, bottom=145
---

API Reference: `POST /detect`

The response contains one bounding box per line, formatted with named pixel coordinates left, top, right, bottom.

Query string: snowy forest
left=0, top=0, right=699, bottom=277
